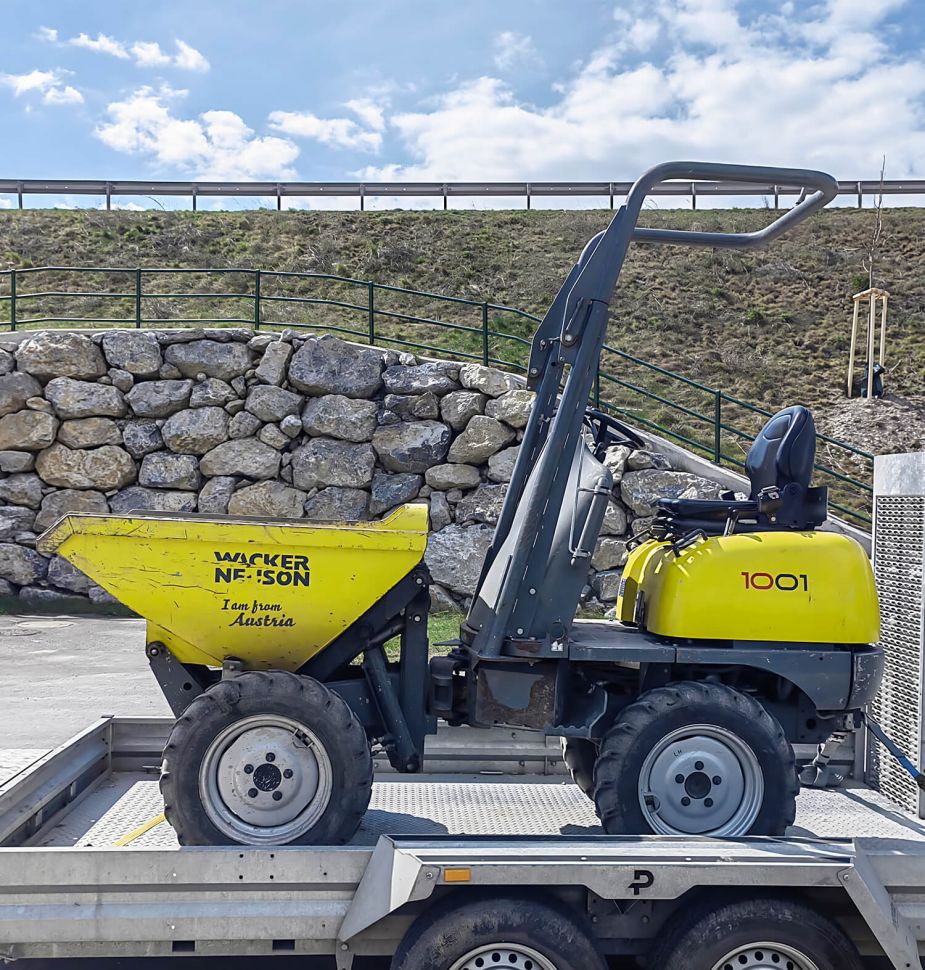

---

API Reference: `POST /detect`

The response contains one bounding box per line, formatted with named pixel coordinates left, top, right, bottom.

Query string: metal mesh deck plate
left=33, top=773, right=925, bottom=849
left=872, top=494, right=925, bottom=815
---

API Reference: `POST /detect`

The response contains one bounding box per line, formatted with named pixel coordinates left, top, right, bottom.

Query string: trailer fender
left=337, top=836, right=439, bottom=944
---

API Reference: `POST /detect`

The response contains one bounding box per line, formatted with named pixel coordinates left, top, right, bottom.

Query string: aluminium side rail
left=0, top=716, right=923, bottom=968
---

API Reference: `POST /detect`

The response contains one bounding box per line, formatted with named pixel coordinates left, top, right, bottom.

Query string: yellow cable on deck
left=113, top=812, right=166, bottom=846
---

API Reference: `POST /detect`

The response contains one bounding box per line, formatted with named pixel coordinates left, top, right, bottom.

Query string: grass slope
left=1, top=206, right=922, bottom=463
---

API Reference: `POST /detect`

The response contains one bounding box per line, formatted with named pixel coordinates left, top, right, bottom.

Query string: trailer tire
left=391, top=892, right=607, bottom=970
left=561, top=738, right=597, bottom=798
left=593, top=681, right=796, bottom=837
left=646, top=895, right=863, bottom=970
left=161, top=670, right=372, bottom=846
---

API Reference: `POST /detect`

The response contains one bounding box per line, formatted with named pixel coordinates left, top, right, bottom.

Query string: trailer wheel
left=561, top=738, right=597, bottom=798
left=391, top=892, right=607, bottom=970
left=161, top=670, right=372, bottom=846
left=647, top=896, right=863, bottom=970
left=594, top=682, right=796, bottom=837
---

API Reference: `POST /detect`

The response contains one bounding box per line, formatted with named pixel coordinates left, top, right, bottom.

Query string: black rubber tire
left=391, top=892, right=607, bottom=970
left=593, top=681, right=797, bottom=836
left=161, top=670, right=372, bottom=846
left=561, top=737, right=597, bottom=799
left=647, top=895, right=863, bottom=970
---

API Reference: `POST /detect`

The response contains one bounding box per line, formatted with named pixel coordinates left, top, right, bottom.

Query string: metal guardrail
left=0, top=265, right=873, bottom=524
left=0, top=177, right=919, bottom=210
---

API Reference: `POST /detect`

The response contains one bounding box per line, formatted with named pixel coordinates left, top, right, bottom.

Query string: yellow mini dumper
left=40, top=161, right=883, bottom=847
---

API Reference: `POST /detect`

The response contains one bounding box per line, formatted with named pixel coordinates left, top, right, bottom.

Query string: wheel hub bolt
left=272, top=791, right=283, bottom=801
left=265, top=753, right=276, bottom=762
left=712, top=775, right=722, bottom=785
left=681, top=796, right=691, bottom=806
left=244, top=764, right=254, bottom=774
left=694, top=761, right=704, bottom=771
left=675, top=773, right=684, bottom=784
left=283, top=768, right=293, bottom=779
left=705, top=797, right=714, bottom=808
left=248, top=788, right=258, bottom=798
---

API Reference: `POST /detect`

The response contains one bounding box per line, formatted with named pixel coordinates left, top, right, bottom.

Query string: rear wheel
left=647, top=896, right=863, bottom=970
left=594, top=681, right=797, bottom=836
left=561, top=738, right=597, bottom=798
left=392, top=893, right=607, bottom=970
left=161, top=670, right=372, bottom=845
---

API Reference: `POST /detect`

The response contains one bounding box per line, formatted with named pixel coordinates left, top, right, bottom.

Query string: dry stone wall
left=0, top=328, right=727, bottom=613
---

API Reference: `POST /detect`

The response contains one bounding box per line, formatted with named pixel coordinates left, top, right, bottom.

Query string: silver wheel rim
left=711, top=942, right=821, bottom=970
left=449, top=943, right=558, bottom=970
left=199, top=714, right=333, bottom=844
left=638, top=723, right=764, bottom=836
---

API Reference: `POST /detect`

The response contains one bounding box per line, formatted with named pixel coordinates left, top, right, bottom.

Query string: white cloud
left=345, top=98, right=386, bottom=132
left=130, top=41, right=173, bottom=68
left=70, top=32, right=130, bottom=58
left=268, top=108, right=383, bottom=152
left=95, top=86, right=299, bottom=179
left=0, top=69, right=83, bottom=106
left=360, top=0, right=925, bottom=184
left=41, top=27, right=210, bottom=71
left=493, top=31, right=538, bottom=71
left=174, top=40, right=210, bottom=72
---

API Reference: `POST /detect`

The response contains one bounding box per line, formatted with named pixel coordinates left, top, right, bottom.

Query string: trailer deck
left=1, top=716, right=924, bottom=968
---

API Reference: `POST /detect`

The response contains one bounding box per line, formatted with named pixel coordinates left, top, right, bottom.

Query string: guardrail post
left=368, top=282, right=375, bottom=345
left=134, top=268, right=142, bottom=328
left=481, top=303, right=489, bottom=364
left=9, top=270, right=15, bottom=331
left=254, top=269, right=261, bottom=330
left=713, top=391, right=722, bottom=464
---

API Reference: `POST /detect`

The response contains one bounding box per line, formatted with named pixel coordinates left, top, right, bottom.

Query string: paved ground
left=0, top=612, right=169, bottom=749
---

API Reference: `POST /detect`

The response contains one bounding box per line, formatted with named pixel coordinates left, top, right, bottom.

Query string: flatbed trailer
left=1, top=717, right=924, bottom=969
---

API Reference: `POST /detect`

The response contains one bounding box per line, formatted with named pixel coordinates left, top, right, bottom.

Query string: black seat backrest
left=745, top=405, right=816, bottom=498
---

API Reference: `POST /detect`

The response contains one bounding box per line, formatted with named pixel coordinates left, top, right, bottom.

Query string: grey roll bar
left=468, top=161, right=838, bottom=658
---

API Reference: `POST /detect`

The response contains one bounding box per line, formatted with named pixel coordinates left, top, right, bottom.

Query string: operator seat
left=653, top=405, right=827, bottom=538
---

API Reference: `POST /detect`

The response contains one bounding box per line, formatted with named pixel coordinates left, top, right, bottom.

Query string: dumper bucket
left=38, top=505, right=428, bottom=669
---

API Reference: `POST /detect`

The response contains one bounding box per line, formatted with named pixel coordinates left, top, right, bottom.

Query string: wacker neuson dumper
left=38, top=161, right=884, bottom=847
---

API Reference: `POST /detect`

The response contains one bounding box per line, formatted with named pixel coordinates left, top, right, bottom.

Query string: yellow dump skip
left=38, top=505, right=428, bottom=669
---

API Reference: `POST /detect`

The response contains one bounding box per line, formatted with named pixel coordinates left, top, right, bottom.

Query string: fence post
left=134, top=268, right=142, bottom=328
left=9, top=270, right=15, bottom=331
left=713, top=391, right=722, bottom=464
left=594, top=367, right=601, bottom=408
left=254, top=269, right=261, bottom=331
left=481, top=303, right=489, bottom=365
left=368, top=282, right=375, bottom=345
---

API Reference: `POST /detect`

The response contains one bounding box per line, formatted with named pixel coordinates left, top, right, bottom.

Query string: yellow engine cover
left=38, top=505, right=428, bottom=669
left=615, top=531, right=879, bottom=645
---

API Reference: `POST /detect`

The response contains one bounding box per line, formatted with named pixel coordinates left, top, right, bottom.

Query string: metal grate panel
left=870, top=495, right=925, bottom=814
left=32, top=773, right=925, bottom=848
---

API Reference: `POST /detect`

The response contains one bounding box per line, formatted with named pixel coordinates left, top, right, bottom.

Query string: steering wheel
left=584, top=407, right=646, bottom=453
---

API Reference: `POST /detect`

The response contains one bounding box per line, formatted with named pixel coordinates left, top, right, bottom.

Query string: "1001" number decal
left=741, top=571, right=808, bottom=591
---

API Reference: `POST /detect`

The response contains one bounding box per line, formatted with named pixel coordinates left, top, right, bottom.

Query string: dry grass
left=1, top=205, right=921, bottom=454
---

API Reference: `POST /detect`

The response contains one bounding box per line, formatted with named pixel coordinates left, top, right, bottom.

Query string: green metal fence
left=0, top=265, right=873, bottom=526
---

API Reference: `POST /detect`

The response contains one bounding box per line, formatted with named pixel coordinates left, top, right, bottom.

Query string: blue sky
left=0, top=0, right=923, bottom=207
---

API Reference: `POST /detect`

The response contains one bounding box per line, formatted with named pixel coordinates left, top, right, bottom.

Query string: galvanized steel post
left=368, top=282, right=376, bottom=345
left=134, top=268, right=142, bottom=328
left=482, top=303, right=489, bottom=364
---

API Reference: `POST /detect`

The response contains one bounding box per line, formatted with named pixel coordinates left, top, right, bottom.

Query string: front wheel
left=392, top=893, right=607, bottom=970
left=594, top=681, right=797, bottom=836
left=647, top=896, right=863, bottom=970
left=161, top=670, right=373, bottom=845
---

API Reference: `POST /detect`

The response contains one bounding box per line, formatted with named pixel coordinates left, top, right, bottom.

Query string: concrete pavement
left=0, top=613, right=170, bottom=749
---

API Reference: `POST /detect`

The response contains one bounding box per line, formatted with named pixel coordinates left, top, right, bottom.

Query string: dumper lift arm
left=471, top=161, right=838, bottom=659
